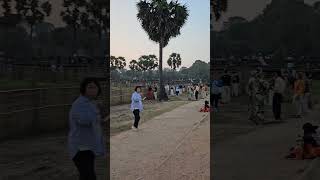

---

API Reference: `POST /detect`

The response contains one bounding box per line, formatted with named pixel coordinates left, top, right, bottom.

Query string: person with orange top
left=293, top=72, right=305, bottom=118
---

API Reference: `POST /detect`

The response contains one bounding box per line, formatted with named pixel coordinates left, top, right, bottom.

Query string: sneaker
left=132, top=126, right=138, bottom=131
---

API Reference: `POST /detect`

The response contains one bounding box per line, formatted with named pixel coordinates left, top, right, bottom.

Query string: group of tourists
left=165, top=84, right=185, bottom=97
left=211, top=70, right=241, bottom=112
left=187, top=84, right=209, bottom=101
left=247, top=67, right=313, bottom=125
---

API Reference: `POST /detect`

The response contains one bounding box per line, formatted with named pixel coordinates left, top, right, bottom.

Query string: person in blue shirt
left=68, top=77, right=105, bottom=180
left=211, top=77, right=223, bottom=112
left=131, top=86, right=144, bottom=130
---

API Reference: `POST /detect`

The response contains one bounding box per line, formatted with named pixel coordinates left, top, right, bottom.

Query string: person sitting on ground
left=286, top=122, right=320, bottom=160
left=200, top=100, right=210, bottom=112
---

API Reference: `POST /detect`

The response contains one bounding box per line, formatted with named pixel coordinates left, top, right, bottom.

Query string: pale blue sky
left=110, top=0, right=210, bottom=69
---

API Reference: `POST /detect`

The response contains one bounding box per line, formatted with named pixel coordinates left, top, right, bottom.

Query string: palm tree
left=167, top=53, right=182, bottom=70
left=137, top=0, right=189, bottom=100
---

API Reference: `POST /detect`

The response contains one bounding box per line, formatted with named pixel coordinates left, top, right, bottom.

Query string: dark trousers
left=133, top=109, right=140, bottom=128
left=195, top=91, right=199, bottom=100
left=212, top=94, right=220, bottom=108
left=273, top=93, right=282, bottom=120
left=72, top=150, right=96, bottom=180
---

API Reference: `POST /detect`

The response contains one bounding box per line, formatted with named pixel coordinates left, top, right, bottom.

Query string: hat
left=303, top=123, right=318, bottom=133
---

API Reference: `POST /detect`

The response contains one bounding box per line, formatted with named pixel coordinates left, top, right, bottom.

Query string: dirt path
left=110, top=99, right=210, bottom=180
left=212, top=95, right=320, bottom=180
left=153, top=116, right=210, bottom=180
left=0, top=133, right=107, bottom=180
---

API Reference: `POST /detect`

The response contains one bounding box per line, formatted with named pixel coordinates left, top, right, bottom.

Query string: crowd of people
left=143, top=82, right=210, bottom=101
left=247, top=68, right=313, bottom=125
left=211, top=70, right=241, bottom=112
left=210, top=68, right=314, bottom=125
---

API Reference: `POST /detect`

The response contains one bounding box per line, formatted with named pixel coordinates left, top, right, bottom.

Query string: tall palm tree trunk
left=159, top=39, right=164, bottom=101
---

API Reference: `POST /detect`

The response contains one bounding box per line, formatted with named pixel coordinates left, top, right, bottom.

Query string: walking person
left=68, top=77, right=105, bottom=180
left=201, top=85, right=206, bottom=99
left=170, top=86, right=174, bottom=96
left=231, top=72, right=240, bottom=97
left=221, top=70, right=232, bottom=103
left=195, top=84, right=200, bottom=100
left=247, top=71, right=267, bottom=124
left=131, top=86, right=144, bottom=130
left=273, top=71, right=286, bottom=120
left=256, top=73, right=269, bottom=123
left=247, top=71, right=258, bottom=123
left=176, top=85, right=180, bottom=96
left=293, top=72, right=305, bottom=118
left=188, top=86, right=194, bottom=100
left=211, top=78, right=222, bottom=112
left=165, top=83, right=170, bottom=96
left=154, top=85, right=158, bottom=100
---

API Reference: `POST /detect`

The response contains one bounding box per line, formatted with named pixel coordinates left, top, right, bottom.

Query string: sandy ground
left=212, top=95, right=320, bottom=180
left=110, top=99, right=210, bottom=180
left=0, top=133, right=107, bottom=180
left=153, top=116, right=210, bottom=180
left=0, top=94, right=199, bottom=180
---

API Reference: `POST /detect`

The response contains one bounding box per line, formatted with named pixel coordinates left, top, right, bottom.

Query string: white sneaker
left=132, top=126, right=138, bottom=131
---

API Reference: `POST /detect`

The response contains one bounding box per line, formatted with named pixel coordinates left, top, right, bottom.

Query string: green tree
left=61, top=0, right=86, bottom=55
left=137, top=54, right=158, bottom=71
left=167, top=53, right=182, bottom=70
left=137, top=0, right=189, bottom=100
left=129, top=60, right=141, bottom=71
left=188, top=60, right=210, bottom=82
left=82, top=0, right=108, bottom=58
left=16, top=0, right=52, bottom=43
left=110, top=56, right=126, bottom=70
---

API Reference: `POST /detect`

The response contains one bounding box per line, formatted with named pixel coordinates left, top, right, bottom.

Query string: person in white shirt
left=165, top=84, right=170, bottom=96
left=273, top=71, right=286, bottom=120
left=195, top=84, right=200, bottom=100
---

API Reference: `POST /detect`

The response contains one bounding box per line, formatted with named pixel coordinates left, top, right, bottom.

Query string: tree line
left=213, top=0, right=320, bottom=63
left=0, top=0, right=108, bottom=60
